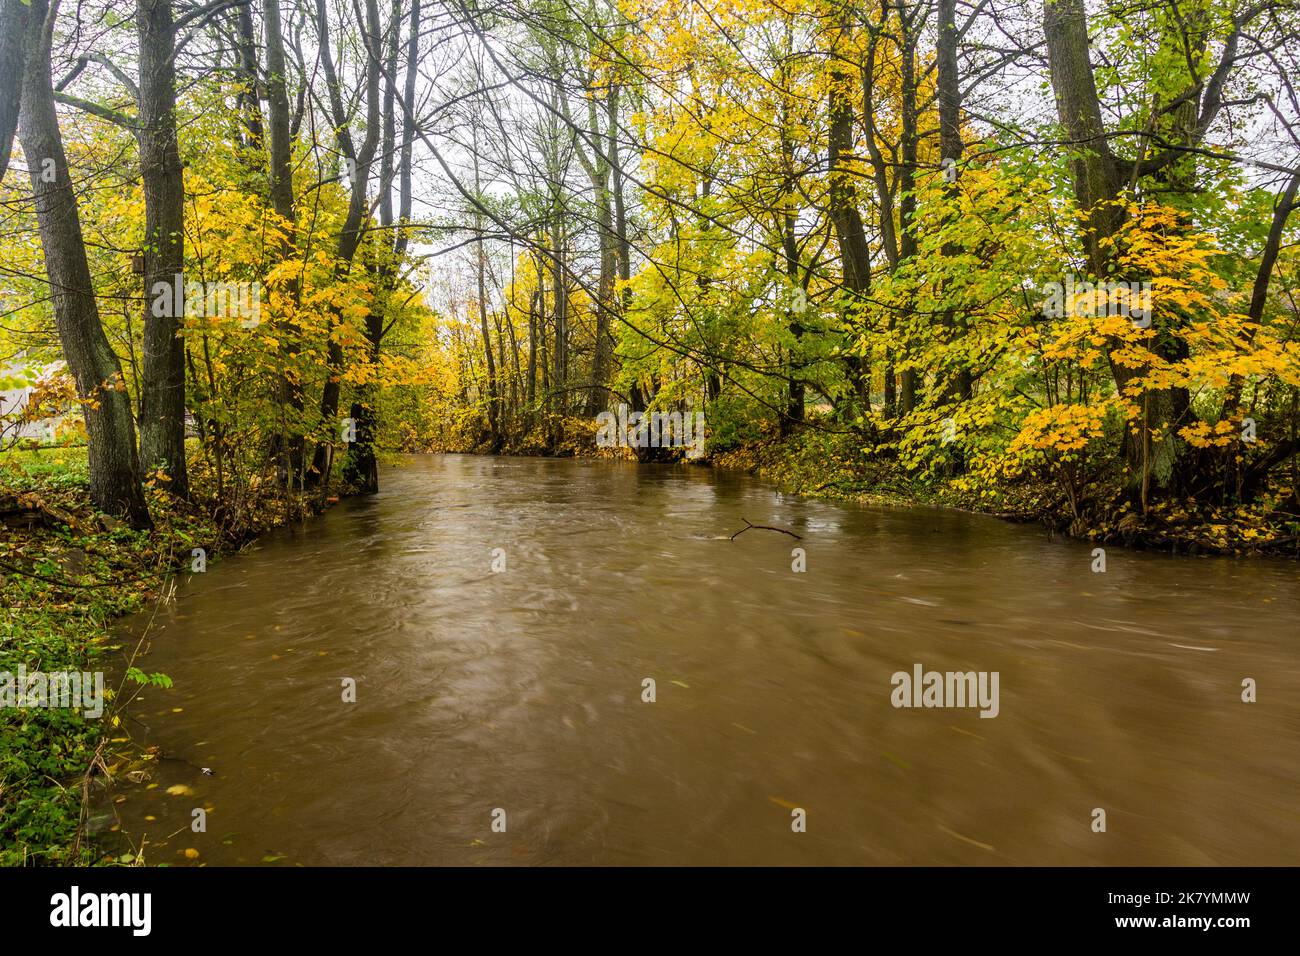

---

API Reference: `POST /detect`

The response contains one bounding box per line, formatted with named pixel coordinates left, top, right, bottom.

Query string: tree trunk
left=827, top=25, right=872, bottom=414
left=263, top=0, right=305, bottom=486
left=137, top=0, right=189, bottom=498
left=19, top=0, right=149, bottom=526
left=309, top=0, right=382, bottom=486
left=0, top=0, right=29, bottom=179
left=550, top=213, right=568, bottom=422
left=936, top=0, right=972, bottom=409
left=583, top=85, right=619, bottom=417
left=1042, top=0, right=1187, bottom=502
left=1042, top=0, right=1123, bottom=276
left=234, top=1, right=264, bottom=148
left=477, top=237, right=500, bottom=447
left=527, top=287, right=539, bottom=410
left=897, top=12, right=919, bottom=415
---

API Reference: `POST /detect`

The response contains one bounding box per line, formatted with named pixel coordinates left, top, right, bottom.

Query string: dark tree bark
left=0, top=0, right=29, bottom=179
left=477, top=240, right=500, bottom=446
left=346, top=0, right=416, bottom=494
left=137, top=0, right=189, bottom=498
left=550, top=211, right=568, bottom=423
left=827, top=74, right=871, bottom=294
left=778, top=78, right=806, bottom=433
left=19, top=0, right=150, bottom=526
left=527, top=285, right=539, bottom=410
left=780, top=204, right=806, bottom=433
left=1042, top=0, right=1124, bottom=277
left=860, top=21, right=898, bottom=416
left=936, top=0, right=971, bottom=407
left=234, top=1, right=264, bottom=148
left=468, top=119, right=501, bottom=450
left=309, top=0, right=382, bottom=485
left=896, top=7, right=920, bottom=415
left=826, top=15, right=872, bottom=414
left=264, top=0, right=296, bottom=236
left=263, top=0, right=305, bottom=486
left=577, top=84, right=618, bottom=418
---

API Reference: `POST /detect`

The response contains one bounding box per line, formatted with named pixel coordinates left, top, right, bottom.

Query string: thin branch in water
left=730, top=518, right=802, bottom=541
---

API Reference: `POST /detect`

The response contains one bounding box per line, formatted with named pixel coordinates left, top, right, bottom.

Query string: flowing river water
left=98, top=454, right=1300, bottom=865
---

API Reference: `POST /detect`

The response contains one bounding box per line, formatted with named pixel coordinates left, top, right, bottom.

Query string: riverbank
left=709, top=425, right=1300, bottom=558
left=455, top=417, right=1299, bottom=558
left=0, top=447, right=336, bottom=864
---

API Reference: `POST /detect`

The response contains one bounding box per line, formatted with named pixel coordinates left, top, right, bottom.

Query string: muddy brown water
left=98, top=454, right=1299, bottom=865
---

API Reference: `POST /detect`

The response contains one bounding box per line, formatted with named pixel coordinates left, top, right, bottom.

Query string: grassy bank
left=711, top=424, right=1300, bottom=558
left=0, top=445, right=331, bottom=865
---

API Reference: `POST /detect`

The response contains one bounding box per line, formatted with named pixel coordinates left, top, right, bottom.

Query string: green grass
left=1, top=444, right=88, bottom=491
left=0, top=587, right=130, bottom=865
left=2, top=441, right=330, bottom=865
left=1, top=452, right=113, bottom=865
left=1, top=451, right=189, bottom=865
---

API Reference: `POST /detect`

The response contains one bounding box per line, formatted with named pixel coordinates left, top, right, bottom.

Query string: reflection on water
left=99, top=454, right=1300, bottom=865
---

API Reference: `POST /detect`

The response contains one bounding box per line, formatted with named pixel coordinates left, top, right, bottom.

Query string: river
left=99, top=454, right=1300, bottom=865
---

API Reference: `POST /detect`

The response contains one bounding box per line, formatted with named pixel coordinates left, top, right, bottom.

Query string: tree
left=309, top=0, right=383, bottom=487
left=18, top=0, right=150, bottom=526
left=0, top=0, right=30, bottom=180
left=137, top=0, right=189, bottom=497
